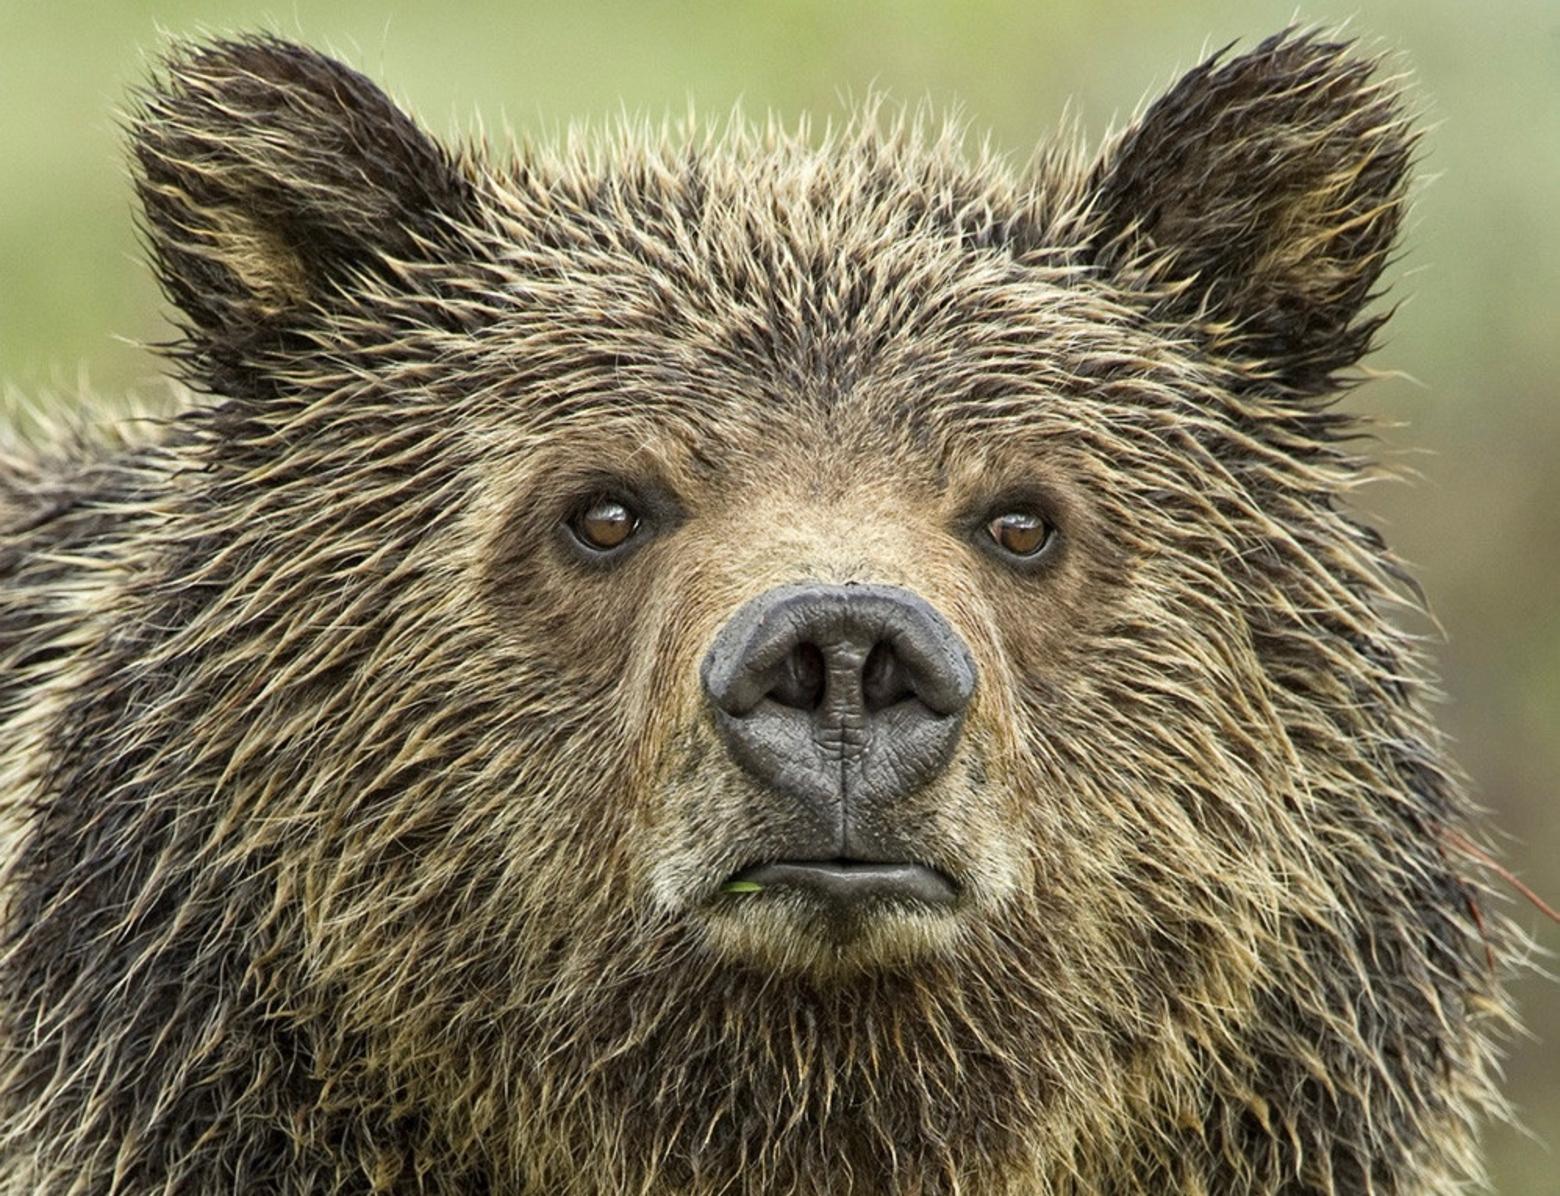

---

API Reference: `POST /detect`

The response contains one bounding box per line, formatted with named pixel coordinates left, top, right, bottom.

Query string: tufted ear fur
left=1084, top=29, right=1415, bottom=394
left=131, top=36, right=483, bottom=396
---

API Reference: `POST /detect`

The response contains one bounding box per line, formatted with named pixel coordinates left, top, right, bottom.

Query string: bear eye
left=570, top=498, right=640, bottom=553
left=987, top=509, right=1052, bottom=558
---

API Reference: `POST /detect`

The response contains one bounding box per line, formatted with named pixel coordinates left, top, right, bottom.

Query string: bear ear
left=131, top=36, right=483, bottom=395
left=1083, top=29, right=1415, bottom=393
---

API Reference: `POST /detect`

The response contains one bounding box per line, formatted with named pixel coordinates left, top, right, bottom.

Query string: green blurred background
left=2, top=0, right=1555, bottom=1188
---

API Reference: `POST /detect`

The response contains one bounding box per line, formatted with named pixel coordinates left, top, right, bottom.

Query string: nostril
left=770, top=641, right=826, bottom=710
left=702, top=583, right=976, bottom=810
left=862, top=640, right=913, bottom=713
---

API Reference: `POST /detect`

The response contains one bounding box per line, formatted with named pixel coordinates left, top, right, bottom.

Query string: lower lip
left=722, top=859, right=959, bottom=908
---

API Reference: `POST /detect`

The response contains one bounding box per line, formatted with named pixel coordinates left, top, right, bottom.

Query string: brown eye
left=987, top=510, right=1051, bottom=558
left=571, top=499, right=639, bottom=552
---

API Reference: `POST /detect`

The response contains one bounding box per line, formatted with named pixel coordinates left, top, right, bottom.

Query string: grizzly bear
left=0, top=28, right=1514, bottom=1196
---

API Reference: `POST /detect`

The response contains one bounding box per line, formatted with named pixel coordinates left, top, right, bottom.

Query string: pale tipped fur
left=0, top=29, right=1514, bottom=1196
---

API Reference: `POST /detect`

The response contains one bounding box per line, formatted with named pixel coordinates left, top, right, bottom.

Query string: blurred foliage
left=2, top=1, right=1556, bottom=1189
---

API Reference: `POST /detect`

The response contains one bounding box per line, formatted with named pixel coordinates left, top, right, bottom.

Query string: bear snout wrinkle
left=701, top=583, right=976, bottom=822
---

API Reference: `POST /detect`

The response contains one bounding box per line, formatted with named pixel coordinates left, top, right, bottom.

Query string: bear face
left=0, top=29, right=1510, bottom=1196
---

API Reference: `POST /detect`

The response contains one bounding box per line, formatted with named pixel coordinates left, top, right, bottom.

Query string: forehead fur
left=133, top=30, right=1410, bottom=418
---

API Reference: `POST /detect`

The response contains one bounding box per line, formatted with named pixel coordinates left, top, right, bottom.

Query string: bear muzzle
left=701, top=582, right=976, bottom=912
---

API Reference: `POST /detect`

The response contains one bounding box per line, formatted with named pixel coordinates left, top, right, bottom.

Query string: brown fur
left=0, top=29, right=1514, bottom=1195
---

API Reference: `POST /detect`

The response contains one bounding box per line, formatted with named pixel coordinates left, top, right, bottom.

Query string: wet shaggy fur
left=0, top=29, right=1515, bottom=1196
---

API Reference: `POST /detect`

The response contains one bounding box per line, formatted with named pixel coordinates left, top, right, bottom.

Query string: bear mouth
left=722, top=858, right=960, bottom=910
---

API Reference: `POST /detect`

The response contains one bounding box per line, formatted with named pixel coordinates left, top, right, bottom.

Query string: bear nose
left=700, top=583, right=976, bottom=819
